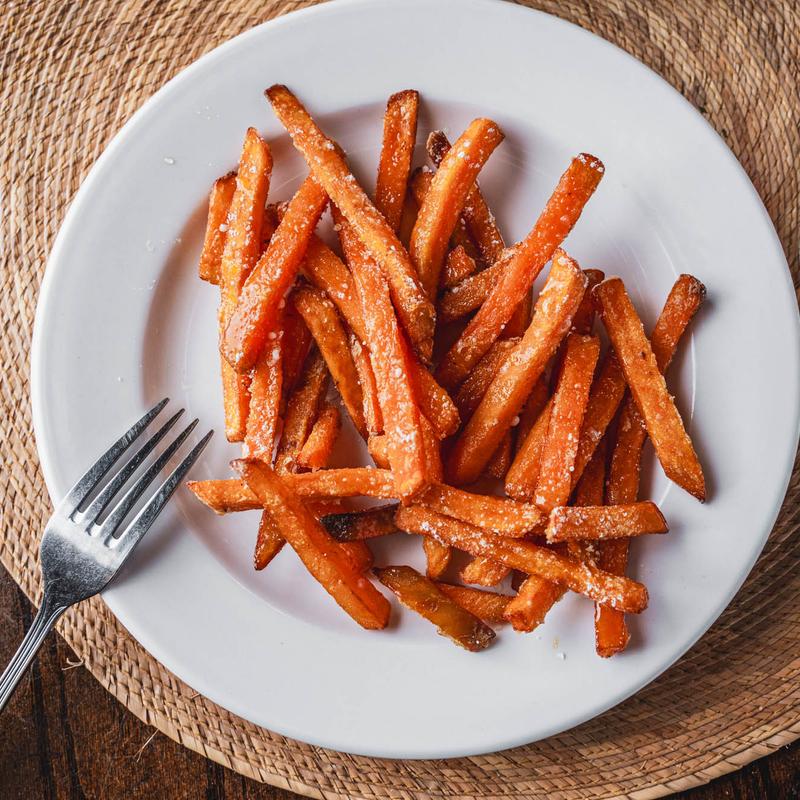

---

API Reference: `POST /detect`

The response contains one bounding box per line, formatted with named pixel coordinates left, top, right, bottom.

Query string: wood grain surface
left=0, top=571, right=796, bottom=799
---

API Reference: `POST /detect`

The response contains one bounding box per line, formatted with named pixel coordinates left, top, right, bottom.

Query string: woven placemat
left=2, top=0, right=799, bottom=797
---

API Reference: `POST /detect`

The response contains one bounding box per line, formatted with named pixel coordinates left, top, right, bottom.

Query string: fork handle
left=0, top=593, right=66, bottom=714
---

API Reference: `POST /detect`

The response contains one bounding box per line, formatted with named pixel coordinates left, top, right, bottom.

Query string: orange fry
left=374, top=566, right=495, bottom=651
left=409, top=361, right=460, bottom=439
left=296, top=403, right=341, bottom=470
left=437, top=154, right=604, bottom=389
left=410, top=119, right=504, bottom=297
left=223, top=174, right=328, bottom=372
left=547, top=502, right=668, bottom=542
left=266, top=85, right=435, bottom=361
left=435, top=583, right=512, bottom=624
left=503, top=574, right=565, bottom=632
left=595, top=278, right=705, bottom=500
left=375, top=90, right=419, bottom=232
left=280, top=300, right=312, bottom=403
left=395, top=505, right=648, bottom=613
left=515, top=374, right=550, bottom=448
left=350, top=335, right=383, bottom=435
left=199, top=171, right=236, bottom=284
left=534, top=333, right=600, bottom=512
left=339, top=540, right=373, bottom=574
left=293, top=284, right=366, bottom=438
left=443, top=245, right=479, bottom=289
left=233, top=459, right=390, bottom=629
left=447, top=250, right=588, bottom=484
left=485, top=431, right=512, bottom=480
left=367, top=433, right=390, bottom=469
left=218, top=129, right=272, bottom=441
left=455, top=337, right=519, bottom=418
left=438, top=254, right=506, bottom=323
left=460, top=556, right=510, bottom=588
left=505, top=399, right=552, bottom=500
left=244, top=327, right=284, bottom=462
left=568, top=433, right=608, bottom=564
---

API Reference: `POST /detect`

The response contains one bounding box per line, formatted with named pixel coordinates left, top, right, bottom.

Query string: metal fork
left=0, top=399, right=212, bottom=713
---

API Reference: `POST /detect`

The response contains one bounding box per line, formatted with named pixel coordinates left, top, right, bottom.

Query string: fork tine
left=82, top=408, right=185, bottom=526
left=60, top=398, right=170, bottom=515
left=99, top=419, right=199, bottom=540
left=110, top=430, right=213, bottom=559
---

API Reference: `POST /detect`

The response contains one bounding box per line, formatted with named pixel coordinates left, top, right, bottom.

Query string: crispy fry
left=397, top=191, right=418, bottom=248
left=455, top=337, right=519, bottom=419
left=375, top=90, right=419, bottom=232
left=426, top=130, right=505, bottom=265
left=254, top=513, right=285, bottom=570
left=410, top=119, right=504, bottom=297
left=515, top=374, right=550, bottom=448
left=218, top=129, right=272, bottom=441
left=199, top=172, right=236, bottom=284
left=503, top=574, right=566, bottom=632
left=505, top=399, right=552, bottom=499
left=443, top=245, right=479, bottom=289
left=568, top=434, right=607, bottom=564
left=409, top=361, right=460, bottom=439
left=244, top=327, right=284, bottom=461
left=437, top=154, right=604, bottom=389
left=438, top=254, right=506, bottom=323
left=547, top=502, right=668, bottom=542
left=339, top=540, right=373, bottom=573
left=296, top=403, right=341, bottom=470
left=280, top=300, right=312, bottom=403
left=423, top=537, right=452, bottom=580
left=374, top=566, right=495, bottom=651
left=460, top=557, right=510, bottom=587
left=266, top=85, right=435, bottom=360
left=447, top=250, right=588, bottom=484
left=435, top=583, right=512, bottom=624
left=321, top=504, right=400, bottom=542
left=534, top=333, right=600, bottom=512
left=293, top=284, right=366, bottom=438
left=595, top=278, right=705, bottom=500
left=367, top=434, right=390, bottom=469
left=485, top=432, right=512, bottom=480
left=223, top=174, right=328, bottom=372
left=504, top=287, right=533, bottom=339
left=233, top=459, right=390, bottom=629
left=275, top=349, right=329, bottom=473
left=350, top=335, right=383, bottom=434
left=395, top=505, right=648, bottom=613
left=337, top=214, right=428, bottom=499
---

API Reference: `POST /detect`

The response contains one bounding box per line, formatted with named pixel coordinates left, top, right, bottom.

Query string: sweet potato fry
left=339, top=540, right=373, bottom=573
left=337, top=214, right=428, bottom=499
left=435, top=583, right=512, bottom=624
left=455, top=338, right=519, bottom=419
left=426, top=130, right=505, bottom=265
left=367, top=434, right=390, bottom=469
left=296, top=403, right=341, bottom=470
left=293, top=284, right=366, bottom=438
left=243, top=328, right=284, bottom=461
left=395, top=505, right=648, bottom=613
left=223, top=174, right=328, bottom=372
left=534, top=333, right=600, bottom=512
left=568, top=434, right=607, bottom=564
left=410, top=119, right=504, bottom=297
left=375, top=90, right=419, bottom=232
left=485, top=432, right=512, bottom=480
left=218, top=129, right=272, bottom=441
left=409, top=361, right=460, bottom=439
left=275, top=349, right=329, bottom=473
left=418, top=411, right=450, bottom=580
left=460, top=557, right=510, bottom=587
left=503, top=574, right=566, bottom=632
left=253, top=513, right=285, bottom=570
left=397, top=191, right=418, bottom=249
left=595, top=278, right=705, bottom=500
left=547, top=502, right=668, bottom=542
left=515, top=374, right=550, bottom=449
left=437, top=154, right=604, bottom=389
left=350, top=335, right=383, bottom=434
left=443, top=245, right=479, bottom=289
left=320, top=504, right=399, bottom=541
left=266, top=85, right=435, bottom=361
left=374, top=566, right=495, bottom=651
left=447, top=250, right=588, bottom=484
left=505, top=400, right=552, bottom=500
left=199, top=171, right=236, bottom=284
left=503, top=289, right=533, bottom=340
left=422, top=537, right=452, bottom=580
left=438, top=255, right=506, bottom=323
left=280, top=300, right=312, bottom=403
left=233, top=459, right=390, bottom=629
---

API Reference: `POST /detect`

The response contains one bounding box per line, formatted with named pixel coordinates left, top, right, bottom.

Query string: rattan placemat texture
left=1, top=1, right=798, bottom=797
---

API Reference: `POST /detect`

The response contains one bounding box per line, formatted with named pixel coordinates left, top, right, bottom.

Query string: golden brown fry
left=350, top=335, right=383, bottom=435
left=395, top=505, right=648, bottom=613
left=293, top=284, right=366, bottom=438
left=460, top=556, right=510, bottom=588
left=435, top=583, right=512, bottom=624
left=320, top=504, right=399, bottom=542
left=426, top=130, right=505, bottom=265
left=275, top=349, right=329, bottom=473
left=244, top=327, right=284, bottom=462
left=423, top=537, right=452, bottom=580
left=455, top=338, right=519, bottom=418
left=374, top=565, right=495, bottom=651
left=233, top=459, right=390, bottom=629
left=339, top=540, right=373, bottom=573
left=223, top=175, right=328, bottom=372
left=437, top=154, right=604, bottom=389
left=199, top=172, right=236, bottom=284
left=534, top=333, right=600, bottom=512
left=410, top=119, right=504, bottom=297
left=375, top=90, right=419, bottom=232
left=503, top=574, right=566, bottom=632
left=485, top=431, right=513, bottom=480
left=595, top=278, right=705, bottom=500
left=438, top=255, right=505, bottom=323
left=266, top=85, right=435, bottom=361
left=447, top=250, right=588, bottom=484
left=546, top=502, right=668, bottom=542
left=253, top=513, right=285, bottom=571
left=443, top=245, right=479, bottom=289
left=296, top=403, right=341, bottom=471
left=218, top=129, right=272, bottom=441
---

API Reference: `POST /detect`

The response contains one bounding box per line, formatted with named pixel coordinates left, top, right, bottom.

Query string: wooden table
left=0, top=570, right=796, bottom=799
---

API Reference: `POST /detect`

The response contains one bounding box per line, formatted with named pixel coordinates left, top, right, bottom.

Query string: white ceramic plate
left=31, top=0, right=800, bottom=758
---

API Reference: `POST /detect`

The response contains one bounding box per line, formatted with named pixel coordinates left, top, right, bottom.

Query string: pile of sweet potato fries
left=188, top=86, right=706, bottom=656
